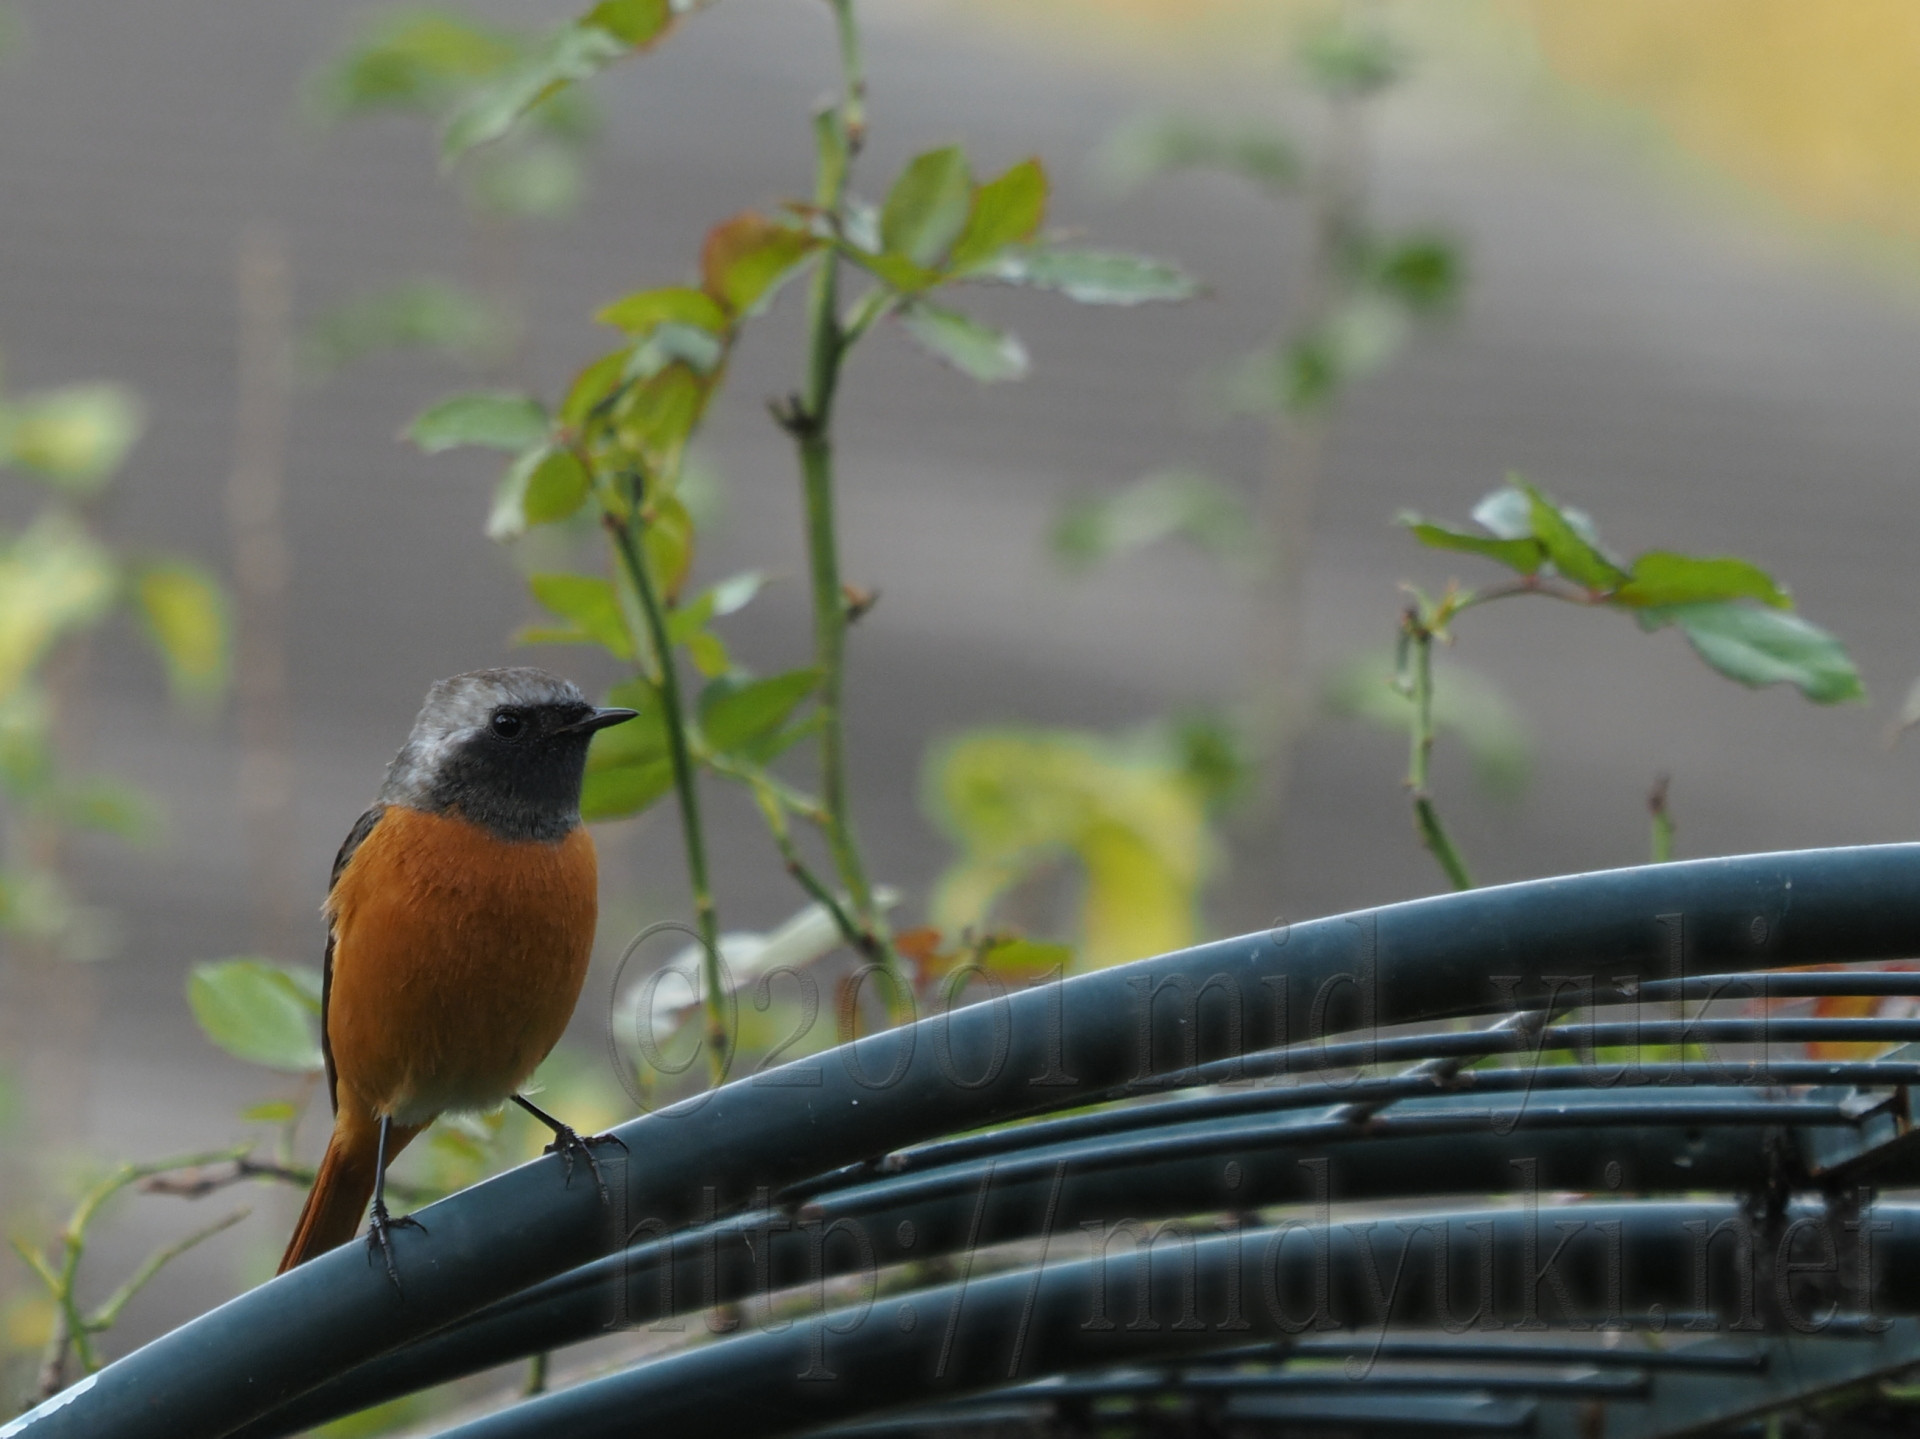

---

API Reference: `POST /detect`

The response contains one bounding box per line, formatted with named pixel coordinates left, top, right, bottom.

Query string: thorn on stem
left=841, top=583, right=878, bottom=623
left=767, top=394, right=816, bottom=438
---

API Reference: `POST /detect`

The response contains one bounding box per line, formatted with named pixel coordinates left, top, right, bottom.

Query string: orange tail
left=277, top=1106, right=422, bottom=1274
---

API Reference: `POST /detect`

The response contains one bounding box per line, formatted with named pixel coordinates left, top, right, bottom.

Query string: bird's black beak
left=559, top=707, right=640, bottom=735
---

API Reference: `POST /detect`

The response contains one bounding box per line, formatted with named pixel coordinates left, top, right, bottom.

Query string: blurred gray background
left=4, top=0, right=1920, bottom=1362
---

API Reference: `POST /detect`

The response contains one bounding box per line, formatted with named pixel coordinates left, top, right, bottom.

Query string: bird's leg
left=512, top=1094, right=627, bottom=1204
left=365, top=1114, right=427, bottom=1292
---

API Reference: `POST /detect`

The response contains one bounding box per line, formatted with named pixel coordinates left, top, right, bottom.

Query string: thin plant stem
left=1648, top=774, right=1675, bottom=864
left=88, top=1207, right=248, bottom=1334
left=776, top=0, right=903, bottom=1012
left=745, top=778, right=866, bottom=956
left=703, top=750, right=828, bottom=828
left=1405, top=612, right=1473, bottom=892
left=136, top=1149, right=432, bottom=1207
left=15, top=1146, right=252, bottom=1398
left=605, top=498, right=730, bottom=1084
left=828, top=0, right=866, bottom=152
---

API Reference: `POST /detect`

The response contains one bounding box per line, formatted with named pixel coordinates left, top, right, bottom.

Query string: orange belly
left=324, top=806, right=598, bottom=1127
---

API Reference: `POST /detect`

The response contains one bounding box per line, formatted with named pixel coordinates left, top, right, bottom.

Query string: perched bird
left=278, top=668, right=636, bottom=1280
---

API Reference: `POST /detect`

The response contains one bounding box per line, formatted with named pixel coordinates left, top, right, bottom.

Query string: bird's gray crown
left=379, top=667, right=600, bottom=842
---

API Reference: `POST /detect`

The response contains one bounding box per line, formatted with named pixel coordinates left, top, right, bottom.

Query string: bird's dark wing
left=321, top=804, right=385, bottom=1115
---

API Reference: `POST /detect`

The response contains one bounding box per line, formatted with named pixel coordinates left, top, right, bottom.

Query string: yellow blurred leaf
left=0, top=515, right=119, bottom=699
left=4, top=1292, right=55, bottom=1350
left=135, top=562, right=231, bottom=699
left=0, top=383, right=144, bottom=491
left=926, top=728, right=1212, bottom=968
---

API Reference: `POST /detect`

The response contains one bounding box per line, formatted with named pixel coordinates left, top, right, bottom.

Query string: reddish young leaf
left=701, top=212, right=823, bottom=316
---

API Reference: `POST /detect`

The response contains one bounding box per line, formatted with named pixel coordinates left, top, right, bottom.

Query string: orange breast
left=324, top=805, right=599, bottom=1126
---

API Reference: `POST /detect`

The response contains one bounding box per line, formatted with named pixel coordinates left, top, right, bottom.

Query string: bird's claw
left=365, top=1199, right=428, bottom=1293
left=544, top=1126, right=627, bottom=1205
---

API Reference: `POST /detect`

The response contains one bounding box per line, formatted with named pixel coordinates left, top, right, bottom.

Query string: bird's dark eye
left=490, top=708, right=526, bottom=740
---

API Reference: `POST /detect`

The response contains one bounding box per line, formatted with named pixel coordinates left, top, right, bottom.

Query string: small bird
left=277, top=668, right=636, bottom=1280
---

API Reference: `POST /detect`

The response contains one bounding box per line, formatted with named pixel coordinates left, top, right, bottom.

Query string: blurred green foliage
left=300, top=7, right=610, bottom=380
left=0, top=361, right=228, bottom=959
left=1392, top=477, right=1862, bottom=888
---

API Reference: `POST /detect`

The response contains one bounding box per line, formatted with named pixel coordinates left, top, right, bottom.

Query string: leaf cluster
left=1400, top=477, right=1863, bottom=704
left=0, top=366, right=229, bottom=959
left=310, top=7, right=604, bottom=222
left=924, top=726, right=1225, bottom=969
left=406, top=137, right=1195, bottom=833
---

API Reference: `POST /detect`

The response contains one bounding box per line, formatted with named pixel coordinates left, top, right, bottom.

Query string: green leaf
left=1471, top=482, right=1605, bottom=547
left=561, top=348, right=632, bottom=429
left=1470, top=486, right=1534, bottom=540
left=1398, top=514, right=1544, bottom=576
left=701, top=212, right=823, bottom=316
left=613, top=364, right=716, bottom=479
left=1162, top=710, right=1255, bottom=814
left=487, top=445, right=590, bottom=541
left=845, top=248, right=942, bottom=296
left=1613, top=552, right=1790, bottom=610
left=587, top=679, right=670, bottom=767
left=582, top=0, right=672, bottom=45
left=1649, top=602, right=1865, bottom=705
left=1519, top=480, right=1628, bottom=591
left=664, top=590, right=716, bottom=645
left=1096, top=115, right=1299, bottom=196
left=241, top=1100, right=299, bottom=1124
left=188, top=959, right=324, bottom=1072
left=134, top=562, right=230, bottom=698
left=898, top=302, right=1030, bottom=383
left=442, top=18, right=632, bottom=161
left=642, top=490, right=695, bottom=601
left=520, top=447, right=593, bottom=527
left=463, top=142, right=586, bottom=220
left=686, top=629, right=729, bottom=677
left=839, top=198, right=882, bottom=254
left=623, top=323, right=724, bottom=382
left=300, top=278, right=510, bottom=375
left=708, top=570, right=767, bottom=617
left=1215, top=296, right=1409, bottom=416
left=580, top=759, right=674, bottom=821
left=948, top=158, right=1048, bottom=273
left=526, top=573, right=632, bottom=659
left=303, top=11, right=519, bottom=123
left=1053, top=469, right=1257, bottom=572
left=974, top=937, right=1076, bottom=988
left=984, top=247, right=1198, bottom=305
left=595, top=285, right=730, bottom=336
left=0, top=515, right=119, bottom=699
left=1368, top=235, right=1461, bottom=315
left=880, top=146, right=973, bottom=269
left=580, top=680, right=674, bottom=816
left=407, top=391, right=549, bottom=454
left=0, top=383, right=144, bottom=491
left=698, top=669, right=818, bottom=756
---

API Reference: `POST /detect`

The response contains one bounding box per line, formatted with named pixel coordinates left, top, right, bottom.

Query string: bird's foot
left=365, top=1198, right=428, bottom=1293
left=543, top=1124, right=628, bottom=1205
left=513, top=1093, right=626, bottom=1205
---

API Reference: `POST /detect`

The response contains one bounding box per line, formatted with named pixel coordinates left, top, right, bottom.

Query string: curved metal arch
left=34, top=844, right=1920, bottom=1439
left=418, top=1200, right=1920, bottom=1439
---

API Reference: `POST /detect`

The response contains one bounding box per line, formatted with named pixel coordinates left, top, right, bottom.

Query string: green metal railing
left=19, top=844, right=1920, bottom=1439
